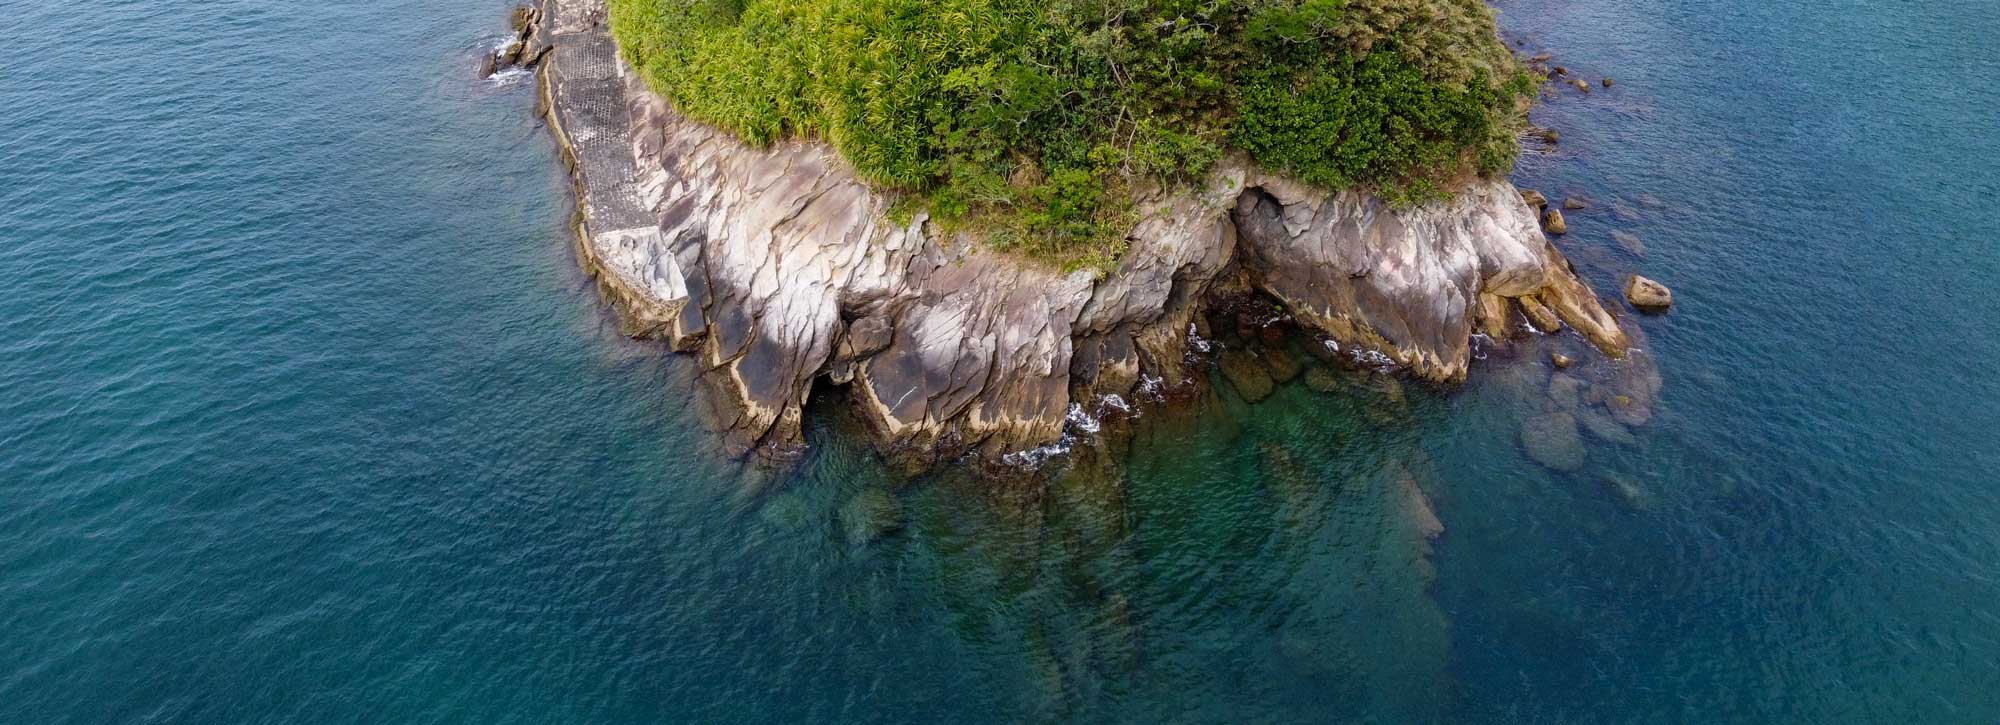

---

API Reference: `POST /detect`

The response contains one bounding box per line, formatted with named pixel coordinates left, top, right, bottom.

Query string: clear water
left=2, top=0, right=1995, bottom=721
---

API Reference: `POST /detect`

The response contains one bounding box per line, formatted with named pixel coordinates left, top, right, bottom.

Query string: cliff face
left=537, top=0, right=1630, bottom=466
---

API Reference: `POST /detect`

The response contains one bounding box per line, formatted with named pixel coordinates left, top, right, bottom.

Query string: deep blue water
left=3, top=0, right=1996, bottom=721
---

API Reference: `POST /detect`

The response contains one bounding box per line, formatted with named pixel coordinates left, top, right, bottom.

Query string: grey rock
left=1521, top=412, right=1586, bottom=471
left=1625, top=274, right=1673, bottom=311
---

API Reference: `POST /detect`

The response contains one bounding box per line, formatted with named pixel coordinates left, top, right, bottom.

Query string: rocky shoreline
left=524, top=0, right=1653, bottom=472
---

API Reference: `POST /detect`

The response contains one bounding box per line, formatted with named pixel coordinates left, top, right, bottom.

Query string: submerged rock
left=840, top=487, right=904, bottom=547
left=1611, top=230, right=1646, bottom=257
left=1576, top=406, right=1638, bottom=446
left=1304, top=366, right=1341, bottom=393
left=1547, top=373, right=1586, bottom=411
left=1521, top=412, right=1586, bottom=471
left=1624, top=275, right=1674, bottom=311
left=1563, top=197, right=1590, bottom=210
left=1261, top=347, right=1303, bottom=383
left=1400, top=474, right=1445, bottom=540
left=1600, top=474, right=1654, bottom=510
left=1219, top=349, right=1276, bottom=402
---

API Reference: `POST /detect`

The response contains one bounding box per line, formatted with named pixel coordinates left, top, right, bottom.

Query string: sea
left=2, top=0, right=1996, bottom=720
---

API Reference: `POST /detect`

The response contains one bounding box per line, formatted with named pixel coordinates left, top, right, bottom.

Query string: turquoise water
left=3, top=0, right=1996, bottom=720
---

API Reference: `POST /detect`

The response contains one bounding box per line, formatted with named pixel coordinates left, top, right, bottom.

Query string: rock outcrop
left=536, top=0, right=1636, bottom=469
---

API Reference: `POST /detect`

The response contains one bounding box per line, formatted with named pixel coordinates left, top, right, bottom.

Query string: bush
left=609, top=0, right=1533, bottom=272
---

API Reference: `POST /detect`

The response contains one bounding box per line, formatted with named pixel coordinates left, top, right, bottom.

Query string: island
left=510, top=0, right=1645, bottom=470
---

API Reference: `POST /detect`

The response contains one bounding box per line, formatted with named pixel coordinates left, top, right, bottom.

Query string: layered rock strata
left=536, top=0, right=1633, bottom=466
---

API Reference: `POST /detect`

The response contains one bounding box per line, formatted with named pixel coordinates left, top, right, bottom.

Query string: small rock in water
left=1542, top=208, right=1568, bottom=235
left=1521, top=412, right=1587, bottom=472
left=1570, top=79, right=1592, bottom=93
left=1601, top=77, right=1616, bottom=88
left=1219, top=349, right=1275, bottom=402
left=1551, top=352, right=1574, bottom=370
left=1304, top=366, right=1341, bottom=393
left=1521, top=189, right=1549, bottom=208
left=1623, top=274, right=1674, bottom=312
left=1529, top=53, right=1553, bottom=63
left=1612, top=230, right=1647, bottom=257
left=1554, top=66, right=1569, bottom=76
left=841, top=487, right=903, bottom=547
left=1563, top=196, right=1590, bottom=210
left=478, top=53, right=498, bottom=79
left=1529, top=127, right=1560, bottom=144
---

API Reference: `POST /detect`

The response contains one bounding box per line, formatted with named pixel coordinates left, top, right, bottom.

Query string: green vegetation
left=609, top=0, right=1534, bottom=271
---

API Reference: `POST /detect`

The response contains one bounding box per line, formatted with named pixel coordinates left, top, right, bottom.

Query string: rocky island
left=515, top=0, right=1649, bottom=470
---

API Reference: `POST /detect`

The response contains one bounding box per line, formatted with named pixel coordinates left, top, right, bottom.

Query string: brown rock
left=1601, top=77, right=1615, bottom=88
left=1551, top=352, right=1574, bottom=370
left=510, top=5, right=535, bottom=33
left=1529, top=127, right=1560, bottom=144
left=1529, top=53, right=1553, bottom=63
left=1219, top=349, right=1275, bottom=402
left=1570, top=79, right=1592, bottom=93
left=1623, top=275, right=1673, bottom=311
left=1563, top=196, right=1590, bottom=210
left=1542, top=208, right=1568, bottom=235
left=1555, top=66, right=1569, bottom=75
left=1261, top=347, right=1302, bottom=383
left=1521, top=189, right=1549, bottom=208
left=1304, top=366, right=1341, bottom=393
left=1518, top=295, right=1562, bottom=333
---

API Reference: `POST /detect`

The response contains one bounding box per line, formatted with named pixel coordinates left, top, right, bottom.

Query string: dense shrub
left=609, top=0, right=1533, bottom=271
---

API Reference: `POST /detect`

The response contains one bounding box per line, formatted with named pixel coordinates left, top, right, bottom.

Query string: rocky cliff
left=534, top=0, right=1632, bottom=468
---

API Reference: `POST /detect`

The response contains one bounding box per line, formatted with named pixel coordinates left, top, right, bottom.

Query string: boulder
left=1520, top=412, right=1586, bottom=472
left=509, top=5, right=536, bottom=33
left=1563, top=196, right=1590, bottom=210
left=1550, top=352, right=1574, bottom=370
left=1520, top=189, right=1549, bottom=208
left=1601, top=77, right=1616, bottom=88
left=1219, top=349, right=1275, bottom=402
left=1529, top=53, right=1553, bottom=63
left=1554, top=66, right=1569, bottom=76
left=1624, top=274, right=1673, bottom=311
left=1529, top=127, right=1560, bottom=144
left=1542, top=208, right=1568, bottom=235
left=478, top=53, right=498, bottom=79
left=1570, top=79, right=1592, bottom=93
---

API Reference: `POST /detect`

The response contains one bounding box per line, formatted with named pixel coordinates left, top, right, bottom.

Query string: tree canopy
left=610, top=0, right=1534, bottom=270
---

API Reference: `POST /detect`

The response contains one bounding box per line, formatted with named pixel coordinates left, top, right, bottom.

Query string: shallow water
left=3, top=0, right=1996, bottom=721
